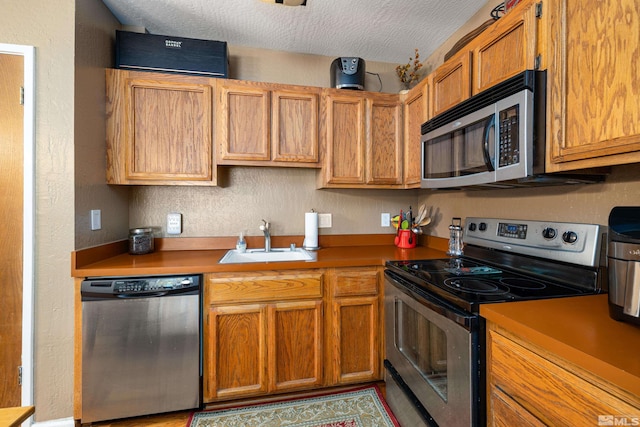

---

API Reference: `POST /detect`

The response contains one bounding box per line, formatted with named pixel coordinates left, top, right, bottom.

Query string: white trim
left=32, top=418, right=75, bottom=427
left=0, top=43, right=36, bottom=426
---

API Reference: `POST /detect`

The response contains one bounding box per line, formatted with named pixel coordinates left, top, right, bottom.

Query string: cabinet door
left=472, top=0, right=540, bottom=94
left=329, top=268, right=381, bottom=384
left=216, top=80, right=271, bottom=163
left=269, top=300, right=323, bottom=391
left=204, top=304, right=268, bottom=401
left=432, top=50, right=472, bottom=117
left=547, top=0, right=640, bottom=171
left=331, top=296, right=380, bottom=384
left=366, top=94, right=403, bottom=185
left=272, top=88, right=320, bottom=165
left=321, top=91, right=366, bottom=185
left=106, top=69, right=215, bottom=185
left=403, top=78, right=430, bottom=188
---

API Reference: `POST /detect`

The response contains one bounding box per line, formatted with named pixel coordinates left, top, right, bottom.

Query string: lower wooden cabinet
left=327, top=267, right=383, bottom=385
left=203, top=267, right=384, bottom=403
left=203, top=271, right=324, bottom=402
left=486, top=322, right=640, bottom=426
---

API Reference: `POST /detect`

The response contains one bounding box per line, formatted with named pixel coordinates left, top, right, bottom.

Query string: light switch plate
left=318, top=213, right=332, bottom=228
left=167, top=213, right=182, bottom=235
left=381, top=213, right=391, bottom=227
left=90, top=209, right=101, bottom=231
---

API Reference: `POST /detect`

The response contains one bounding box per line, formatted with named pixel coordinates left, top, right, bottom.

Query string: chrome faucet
left=260, top=219, right=271, bottom=252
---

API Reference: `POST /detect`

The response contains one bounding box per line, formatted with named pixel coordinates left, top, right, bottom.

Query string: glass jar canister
left=447, top=218, right=464, bottom=256
left=128, top=227, right=155, bottom=255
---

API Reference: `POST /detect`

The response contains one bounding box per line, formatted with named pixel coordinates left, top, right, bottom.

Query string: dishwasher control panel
left=81, top=275, right=201, bottom=298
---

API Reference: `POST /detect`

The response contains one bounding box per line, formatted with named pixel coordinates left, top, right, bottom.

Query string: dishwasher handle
left=117, top=291, right=169, bottom=298
left=82, top=287, right=199, bottom=301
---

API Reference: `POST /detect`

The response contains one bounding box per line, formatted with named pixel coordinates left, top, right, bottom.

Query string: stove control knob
left=542, top=227, right=557, bottom=240
left=479, top=222, right=487, bottom=231
left=468, top=223, right=477, bottom=231
left=562, top=231, right=578, bottom=244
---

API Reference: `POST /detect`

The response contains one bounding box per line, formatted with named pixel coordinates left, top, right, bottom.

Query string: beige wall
left=75, top=1, right=128, bottom=249
left=421, top=165, right=640, bottom=238
left=1, top=0, right=76, bottom=422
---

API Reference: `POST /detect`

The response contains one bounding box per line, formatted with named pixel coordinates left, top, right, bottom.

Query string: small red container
left=394, top=229, right=417, bottom=249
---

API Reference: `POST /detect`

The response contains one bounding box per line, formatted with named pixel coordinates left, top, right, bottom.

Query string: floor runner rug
left=187, top=385, right=400, bottom=427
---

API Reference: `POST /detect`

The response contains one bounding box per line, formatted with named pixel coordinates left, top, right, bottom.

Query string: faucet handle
left=260, top=219, right=270, bottom=231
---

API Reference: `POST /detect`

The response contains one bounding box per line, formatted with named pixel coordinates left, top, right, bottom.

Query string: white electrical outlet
left=381, top=213, right=391, bottom=227
left=167, top=213, right=182, bottom=235
left=318, top=213, right=332, bottom=228
left=90, top=209, right=101, bottom=231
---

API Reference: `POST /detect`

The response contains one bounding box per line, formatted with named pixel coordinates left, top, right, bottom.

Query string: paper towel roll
left=303, top=211, right=319, bottom=250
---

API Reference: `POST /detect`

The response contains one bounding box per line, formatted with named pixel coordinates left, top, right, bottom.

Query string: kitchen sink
left=218, top=247, right=315, bottom=264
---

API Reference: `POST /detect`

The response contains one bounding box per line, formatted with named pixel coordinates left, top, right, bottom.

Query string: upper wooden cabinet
left=272, top=88, right=320, bottom=164
left=471, top=0, right=541, bottom=95
left=106, top=69, right=217, bottom=185
left=431, top=49, right=472, bottom=117
left=402, top=76, right=431, bottom=188
left=319, top=90, right=403, bottom=188
left=546, top=0, right=640, bottom=171
left=216, top=80, right=320, bottom=167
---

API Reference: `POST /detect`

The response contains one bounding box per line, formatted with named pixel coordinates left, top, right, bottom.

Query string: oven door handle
left=385, top=270, right=477, bottom=331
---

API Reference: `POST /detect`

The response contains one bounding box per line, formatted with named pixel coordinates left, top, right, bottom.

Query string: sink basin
left=219, top=248, right=315, bottom=264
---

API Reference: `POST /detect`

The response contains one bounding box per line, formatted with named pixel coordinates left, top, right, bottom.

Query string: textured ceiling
left=101, top=0, right=491, bottom=64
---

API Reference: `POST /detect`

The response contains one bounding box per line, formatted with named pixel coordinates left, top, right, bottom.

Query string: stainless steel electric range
left=384, top=217, right=607, bottom=427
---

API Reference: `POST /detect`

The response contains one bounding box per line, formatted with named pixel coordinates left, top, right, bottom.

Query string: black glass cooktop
left=386, top=257, right=596, bottom=312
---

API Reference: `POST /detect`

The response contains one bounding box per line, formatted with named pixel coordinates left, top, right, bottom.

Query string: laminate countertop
left=71, top=235, right=449, bottom=278
left=481, top=294, right=640, bottom=400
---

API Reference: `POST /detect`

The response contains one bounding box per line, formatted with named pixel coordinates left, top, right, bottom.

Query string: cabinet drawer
left=489, top=330, right=639, bottom=425
left=489, top=385, right=545, bottom=427
left=332, top=268, right=379, bottom=297
left=205, top=271, right=323, bottom=304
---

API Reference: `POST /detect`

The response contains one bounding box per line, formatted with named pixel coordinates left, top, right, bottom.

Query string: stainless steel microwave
left=421, top=70, right=546, bottom=189
left=421, top=70, right=607, bottom=189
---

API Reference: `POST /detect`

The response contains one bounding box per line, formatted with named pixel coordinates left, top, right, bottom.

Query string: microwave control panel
left=498, top=105, right=520, bottom=167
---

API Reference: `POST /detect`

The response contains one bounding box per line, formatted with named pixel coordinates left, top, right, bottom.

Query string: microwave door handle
left=483, top=115, right=496, bottom=172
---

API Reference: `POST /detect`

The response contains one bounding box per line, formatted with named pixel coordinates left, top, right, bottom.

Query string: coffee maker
left=608, top=206, right=640, bottom=326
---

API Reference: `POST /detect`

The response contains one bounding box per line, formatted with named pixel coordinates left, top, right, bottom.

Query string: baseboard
left=32, top=417, right=75, bottom=427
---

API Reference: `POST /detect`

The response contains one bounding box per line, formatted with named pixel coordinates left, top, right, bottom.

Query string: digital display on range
left=498, top=222, right=527, bottom=239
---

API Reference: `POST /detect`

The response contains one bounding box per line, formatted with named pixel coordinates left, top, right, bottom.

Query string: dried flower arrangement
left=396, top=48, right=424, bottom=89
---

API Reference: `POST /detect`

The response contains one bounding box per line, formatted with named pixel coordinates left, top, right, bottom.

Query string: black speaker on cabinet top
left=115, top=30, right=228, bottom=78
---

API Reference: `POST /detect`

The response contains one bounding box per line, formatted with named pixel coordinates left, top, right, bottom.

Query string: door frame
left=0, top=43, right=35, bottom=416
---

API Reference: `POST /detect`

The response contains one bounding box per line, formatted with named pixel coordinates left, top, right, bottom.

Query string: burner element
left=443, top=277, right=510, bottom=295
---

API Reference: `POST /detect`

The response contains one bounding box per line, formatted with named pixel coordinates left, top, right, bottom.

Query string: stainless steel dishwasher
left=81, top=275, right=201, bottom=423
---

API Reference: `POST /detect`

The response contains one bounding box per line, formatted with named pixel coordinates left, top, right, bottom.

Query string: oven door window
left=395, top=299, right=448, bottom=400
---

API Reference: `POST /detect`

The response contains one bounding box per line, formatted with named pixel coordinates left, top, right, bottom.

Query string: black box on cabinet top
left=115, top=30, right=229, bottom=78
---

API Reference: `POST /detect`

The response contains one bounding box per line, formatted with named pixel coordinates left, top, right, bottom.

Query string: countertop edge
left=481, top=297, right=640, bottom=402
